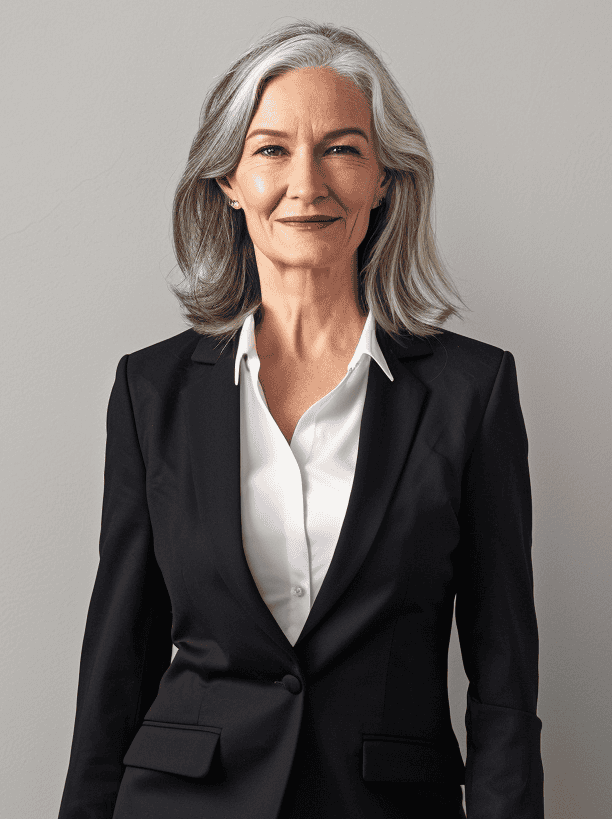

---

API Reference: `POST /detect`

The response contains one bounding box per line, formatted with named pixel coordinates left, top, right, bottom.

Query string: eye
left=327, top=145, right=361, bottom=155
left=256, top=144, right=362, bottom=158
left=257, top=145, right=284, bottom=157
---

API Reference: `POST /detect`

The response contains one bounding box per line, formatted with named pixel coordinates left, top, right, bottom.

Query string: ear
left=215, top=175, right=235, bottom=200
left=378, top=168, right=392, bottom=197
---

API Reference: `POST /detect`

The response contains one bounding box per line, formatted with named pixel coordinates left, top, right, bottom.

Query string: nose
left=285, top=148, right=328, bottom=203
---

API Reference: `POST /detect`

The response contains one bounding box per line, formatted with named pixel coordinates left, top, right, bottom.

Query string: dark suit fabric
left=58, top=325, right=544, bottom=819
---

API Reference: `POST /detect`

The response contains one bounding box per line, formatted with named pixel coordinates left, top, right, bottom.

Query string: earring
left=229, top=200, right=240, bottom=209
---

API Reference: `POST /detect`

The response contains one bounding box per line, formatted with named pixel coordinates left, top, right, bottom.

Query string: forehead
left=249, top=67, right=372, bottom=131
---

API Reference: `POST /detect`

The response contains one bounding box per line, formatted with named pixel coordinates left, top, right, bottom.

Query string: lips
left=277, top=216, right=340, bottom=223
left=277, top=218, right=340, bottom=231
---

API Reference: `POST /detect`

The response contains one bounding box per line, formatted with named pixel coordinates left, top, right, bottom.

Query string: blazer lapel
left=185, top=325, right=434, bottom=655
left=186, top=332, right=297, bottom=660
left=295, top=329, right=433, bottom=645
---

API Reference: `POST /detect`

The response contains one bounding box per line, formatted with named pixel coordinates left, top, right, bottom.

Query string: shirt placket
left=249, top=354, right=312, bottom=642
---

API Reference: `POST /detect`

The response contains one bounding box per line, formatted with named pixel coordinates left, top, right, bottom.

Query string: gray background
left=1, top=2, right=610, bottom=817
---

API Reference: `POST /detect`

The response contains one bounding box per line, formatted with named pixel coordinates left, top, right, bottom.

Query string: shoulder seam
left=462, top=348, right=508, bottom=466
left=123, top=353, right=148, bottom=471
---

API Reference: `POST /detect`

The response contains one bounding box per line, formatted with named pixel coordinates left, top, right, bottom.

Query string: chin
left=274, top=246, right=348, bottom=269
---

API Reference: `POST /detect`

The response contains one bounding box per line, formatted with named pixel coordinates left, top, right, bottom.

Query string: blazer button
left=281, top=674, right=302, bottom=694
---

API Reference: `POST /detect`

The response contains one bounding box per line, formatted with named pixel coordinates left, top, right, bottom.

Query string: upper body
left=59, top=20, right=544, bottom=819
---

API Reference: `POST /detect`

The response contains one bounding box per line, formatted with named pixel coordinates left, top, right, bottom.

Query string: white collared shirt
left=234, top=310, right=394, bottom=647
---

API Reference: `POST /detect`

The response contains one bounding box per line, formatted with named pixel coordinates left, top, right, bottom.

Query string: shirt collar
left=234, top=309, right=394, bottom=386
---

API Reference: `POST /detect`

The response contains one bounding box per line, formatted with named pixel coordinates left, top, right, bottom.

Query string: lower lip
left=278, top=220, right=340, bottom=231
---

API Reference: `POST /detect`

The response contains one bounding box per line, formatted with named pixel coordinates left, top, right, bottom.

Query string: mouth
left=277, top=216, right=341, bottom=223
left=277, top=216, right=341, bottom=230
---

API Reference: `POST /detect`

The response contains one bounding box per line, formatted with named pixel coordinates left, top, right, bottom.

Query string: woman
left=58, top=21, right=544, bottom=819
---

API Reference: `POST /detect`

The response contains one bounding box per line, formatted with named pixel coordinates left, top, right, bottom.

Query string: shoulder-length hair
left=171, top=20, right=462, bottom=343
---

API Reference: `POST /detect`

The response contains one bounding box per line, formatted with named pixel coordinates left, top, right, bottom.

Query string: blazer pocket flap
left=123, top=721, right=221, bottom=778
left=362, top=736, right=465, bottom=784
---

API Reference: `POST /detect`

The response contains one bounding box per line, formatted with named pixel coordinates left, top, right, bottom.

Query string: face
left=217, top=67, right=389, bottom=273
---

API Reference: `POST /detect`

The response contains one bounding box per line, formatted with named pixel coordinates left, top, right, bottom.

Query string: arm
left=58, top=354, right=173, bottom=818
left=455, top=351, right=544, bottom=819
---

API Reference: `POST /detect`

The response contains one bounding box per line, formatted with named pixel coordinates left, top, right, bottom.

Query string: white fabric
left=235, top=310, right=394, bottom=646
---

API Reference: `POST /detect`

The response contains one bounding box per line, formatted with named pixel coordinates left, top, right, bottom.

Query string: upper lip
left=277, top=215, right=340, bottom=222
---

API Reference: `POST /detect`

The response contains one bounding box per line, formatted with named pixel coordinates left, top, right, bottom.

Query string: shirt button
left=291, top=585, right=304, bottom=597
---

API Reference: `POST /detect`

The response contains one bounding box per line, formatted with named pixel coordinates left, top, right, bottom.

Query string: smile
left=277, top=219, right=340, bottom=230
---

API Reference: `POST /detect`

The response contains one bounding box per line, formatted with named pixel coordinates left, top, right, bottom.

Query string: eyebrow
left=245, top=127, right=369, bottom=144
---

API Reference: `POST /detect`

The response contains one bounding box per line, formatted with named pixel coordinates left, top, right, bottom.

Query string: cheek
left=250, top=173, right=268, bottom=198
left=244, top=185, right=280, bottom=221
left=335, top=169, right=376, bottom=208
left=239, top=168, right=278, bottom=206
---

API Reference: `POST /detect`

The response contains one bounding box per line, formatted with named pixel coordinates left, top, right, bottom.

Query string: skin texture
left=217, top=67, right=390, bottom=443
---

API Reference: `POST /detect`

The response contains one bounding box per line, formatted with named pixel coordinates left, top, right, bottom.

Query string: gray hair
left=171, top=20, right=463, bottom=343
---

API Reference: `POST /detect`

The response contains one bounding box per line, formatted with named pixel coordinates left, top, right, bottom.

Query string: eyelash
left=257, top=144, right=361, bottom=157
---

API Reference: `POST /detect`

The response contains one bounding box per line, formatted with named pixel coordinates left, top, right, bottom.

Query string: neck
left=253, top=253, right=366, bottom=363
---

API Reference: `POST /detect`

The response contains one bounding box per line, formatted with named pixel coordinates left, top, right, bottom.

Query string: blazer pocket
left=362, top=735, right=465, bottom=784
left=123, top=720, right=222, bottom=779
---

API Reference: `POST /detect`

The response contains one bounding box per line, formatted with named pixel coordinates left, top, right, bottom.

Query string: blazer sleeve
left=58, top=354, right=173, bottom=819
left=455, top=351, right=544, bottom=819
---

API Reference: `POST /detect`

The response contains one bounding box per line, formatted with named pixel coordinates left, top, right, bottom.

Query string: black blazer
left=58, top=324, right=544, bottom=819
